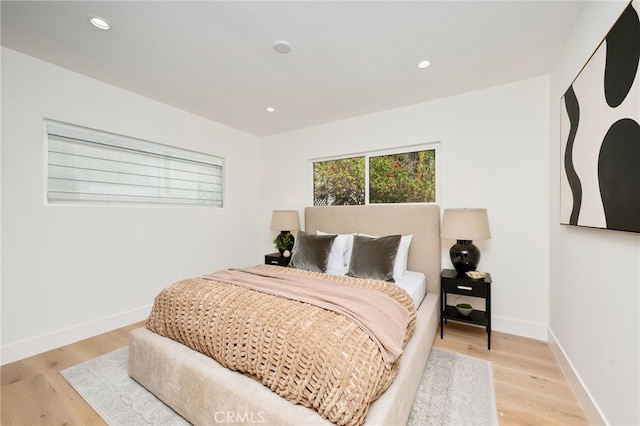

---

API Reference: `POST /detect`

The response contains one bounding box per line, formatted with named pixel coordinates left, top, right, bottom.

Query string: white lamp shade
left=270, top=210, right=300, bottom=231
left=441, top=208, right=491, bottom=240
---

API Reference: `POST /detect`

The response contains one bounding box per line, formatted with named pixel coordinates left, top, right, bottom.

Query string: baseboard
left=492, top=315, right=548, bottom=341
left=1, top=305, right=151, bottom=365
left=547, top=329, right=607, bottom=425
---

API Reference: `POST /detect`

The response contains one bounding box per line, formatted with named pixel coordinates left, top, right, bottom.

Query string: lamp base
left=275, top=231, right=295, bottom=255
left=450, top=240, right=480, bottom=275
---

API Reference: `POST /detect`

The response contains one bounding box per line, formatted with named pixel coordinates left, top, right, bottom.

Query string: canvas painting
left=560, top=0, right=640, bottom=233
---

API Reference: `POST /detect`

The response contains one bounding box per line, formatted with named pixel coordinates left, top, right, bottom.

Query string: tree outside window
left=313, top=148, right=436, bottom=206
left=313, top=157, right=365, bottom=205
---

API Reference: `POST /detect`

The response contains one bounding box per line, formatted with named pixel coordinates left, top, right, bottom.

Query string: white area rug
left=408, top=348, right=499, bottom=426
left=61, top=346, right=498, bottom=425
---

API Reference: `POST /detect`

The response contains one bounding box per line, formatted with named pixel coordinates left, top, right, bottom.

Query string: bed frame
left=129, top=204, right=441, bottom=425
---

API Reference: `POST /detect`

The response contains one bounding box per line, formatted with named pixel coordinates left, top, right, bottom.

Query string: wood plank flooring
left=1, top=322, right=143, bottom=426
left=434, top=322, right=589, bottom=426
left=1, top=321, right=588, bottom=425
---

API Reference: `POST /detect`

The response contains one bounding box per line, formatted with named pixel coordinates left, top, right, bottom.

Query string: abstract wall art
left=560, top=0, right=640, bottom=233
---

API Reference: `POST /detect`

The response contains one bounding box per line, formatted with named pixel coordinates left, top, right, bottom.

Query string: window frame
left=44, top=119, right=224, bottom=208
left=309, top=142, right=440, bottom=206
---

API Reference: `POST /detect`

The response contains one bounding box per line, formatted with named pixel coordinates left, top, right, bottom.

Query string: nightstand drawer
left=264, top=252, right=290, bottom=267
left=442, top=279, right=487, bottom=297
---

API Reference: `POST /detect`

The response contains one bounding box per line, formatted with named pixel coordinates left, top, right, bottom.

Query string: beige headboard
left=305, top=204, right=441, bottom=295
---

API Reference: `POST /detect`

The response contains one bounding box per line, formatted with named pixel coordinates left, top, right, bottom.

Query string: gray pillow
left=289, top=230, right=337, bottom=273
left=347, top=234, right=401, bottom=282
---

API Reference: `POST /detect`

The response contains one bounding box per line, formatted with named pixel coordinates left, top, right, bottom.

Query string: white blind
left=45, top=120, right=223, bottom=207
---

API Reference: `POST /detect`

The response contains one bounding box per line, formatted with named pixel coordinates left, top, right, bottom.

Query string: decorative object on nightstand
left=455, top=303, right=473, bottom=316
left=441, top=208, right=491, bottom=274
left=465, top=270, right=486, bottom=280
left=441, top=269, right=492, bottom=349
left=270, top=210, right=300, bottom=256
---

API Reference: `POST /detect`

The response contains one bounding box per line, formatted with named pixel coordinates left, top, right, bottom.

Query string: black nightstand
left=440, top=268, right=492, bottom=349
left=264, top=252, right=290, bottom=267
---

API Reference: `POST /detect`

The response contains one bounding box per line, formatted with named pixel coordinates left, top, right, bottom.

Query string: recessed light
left=89, top=16, right=111, bottom=30
left=266, top=107, right=276, bottom=112
left=417, top=60, right=431, bottom=69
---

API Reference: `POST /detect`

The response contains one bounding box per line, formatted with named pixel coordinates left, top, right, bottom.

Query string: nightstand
left=440, top=268, right=492, bottom=349
left=264, top=252, right=290, bottom=267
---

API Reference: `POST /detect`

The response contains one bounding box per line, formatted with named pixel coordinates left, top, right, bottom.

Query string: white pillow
left=358, top=233, right=413, bottom=279
left=317, top=231, right=354, bottom=269
left=394, top=235, right=413, bottom=278
left=343, top=233, right=355, bottom=267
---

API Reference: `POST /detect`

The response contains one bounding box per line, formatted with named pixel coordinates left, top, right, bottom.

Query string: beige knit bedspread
left=145, top=264, right=417, bottom=426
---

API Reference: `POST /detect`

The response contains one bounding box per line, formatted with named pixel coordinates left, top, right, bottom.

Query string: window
left=312, top=146, right=437, bottom=206
left=45, top=119, right=223, bottom=207
left=313, top=156, right=365, bottom=206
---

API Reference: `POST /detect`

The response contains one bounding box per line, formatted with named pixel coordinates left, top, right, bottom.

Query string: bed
left=128, top=204, right=441, bottom=425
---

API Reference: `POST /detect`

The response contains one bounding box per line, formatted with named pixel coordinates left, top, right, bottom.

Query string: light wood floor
left=1, top=321, right=588, bottom=425
left=434, top=322, right=588, bottom=426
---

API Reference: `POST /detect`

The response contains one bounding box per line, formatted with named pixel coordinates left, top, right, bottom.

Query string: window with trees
left=312, top=146, right=437, bottom=206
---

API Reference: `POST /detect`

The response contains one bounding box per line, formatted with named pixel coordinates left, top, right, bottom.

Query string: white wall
left=549, top=2, right=640, bottom=425
left=3, top=6, right=636, bottom=422
left=1, top=48, right=263, bottom=363
left=262, top=75, right=551, bottom=340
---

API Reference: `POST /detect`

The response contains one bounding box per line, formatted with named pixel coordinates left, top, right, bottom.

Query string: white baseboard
left=1, top=305, right=151, bottom=365
left=492, top=314, right=548, bottom=341
left=547, top=328, right=607, bottom=425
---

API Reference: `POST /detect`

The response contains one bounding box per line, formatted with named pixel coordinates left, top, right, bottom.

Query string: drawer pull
left=457, top=285, right=473, bottom=290
left=270, top=260, right=279, bottom=264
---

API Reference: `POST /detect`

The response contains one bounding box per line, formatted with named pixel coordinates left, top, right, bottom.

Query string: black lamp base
left=450, top=240, right=480, bottom=275
left=275, top=231, right=295, bottom=255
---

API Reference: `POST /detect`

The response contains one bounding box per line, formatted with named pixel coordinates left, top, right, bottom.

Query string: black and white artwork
left=560, top=0, right=640, bottom=233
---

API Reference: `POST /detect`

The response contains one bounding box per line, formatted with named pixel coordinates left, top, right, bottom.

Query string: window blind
left=45, top=120, right=223, bottom=207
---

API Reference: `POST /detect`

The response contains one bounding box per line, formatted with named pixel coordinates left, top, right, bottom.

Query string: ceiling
left=1, top=1, right=585, bottom=137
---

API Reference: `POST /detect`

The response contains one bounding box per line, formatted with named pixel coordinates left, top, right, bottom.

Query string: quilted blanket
left=146, top=265, right=416, bottom=426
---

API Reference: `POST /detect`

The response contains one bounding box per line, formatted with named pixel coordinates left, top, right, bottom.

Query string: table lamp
left=270, top=210, right=300, bottom=255
left=441, top=208, right=491, bottom=274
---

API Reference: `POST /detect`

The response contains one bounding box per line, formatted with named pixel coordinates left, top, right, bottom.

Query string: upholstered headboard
left=305, top=204, right=441, bottom=295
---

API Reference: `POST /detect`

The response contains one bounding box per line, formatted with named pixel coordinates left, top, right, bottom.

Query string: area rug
left=61, top=346, right=498, bottom=425
left=407, top=348, right=499, bottom=426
